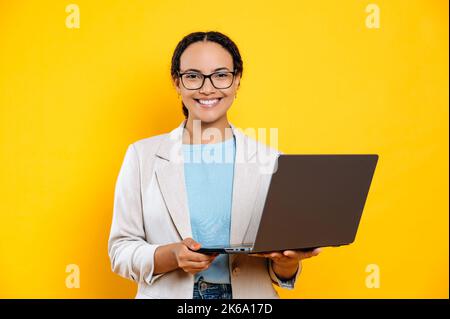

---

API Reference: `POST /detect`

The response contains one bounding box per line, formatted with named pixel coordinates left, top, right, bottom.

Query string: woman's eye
left=185, top=73, right=200, bottom=79
left=215, top=73, right=228, bottom=78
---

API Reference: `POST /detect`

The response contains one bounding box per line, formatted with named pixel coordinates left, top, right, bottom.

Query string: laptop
left=193, top=154, right=378, bottom=254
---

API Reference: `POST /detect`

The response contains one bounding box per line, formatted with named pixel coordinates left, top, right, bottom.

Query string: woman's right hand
left=171, top=238, right=218, bottom=275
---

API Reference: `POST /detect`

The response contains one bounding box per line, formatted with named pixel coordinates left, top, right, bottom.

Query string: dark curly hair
left=170, top=31, right=243, bottom=118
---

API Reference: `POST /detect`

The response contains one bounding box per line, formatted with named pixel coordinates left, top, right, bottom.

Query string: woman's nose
left=199, top=77, right=216, bottom=94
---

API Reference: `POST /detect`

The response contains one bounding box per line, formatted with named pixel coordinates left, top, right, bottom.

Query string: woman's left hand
left=249, top=248, right=321, bottom=280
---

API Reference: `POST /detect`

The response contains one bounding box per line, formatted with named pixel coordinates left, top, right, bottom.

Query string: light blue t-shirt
left=182, top=135, right=236, bottom=284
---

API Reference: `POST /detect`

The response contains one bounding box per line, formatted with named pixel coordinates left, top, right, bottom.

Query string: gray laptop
left=195, top=154, right=378, bottom=254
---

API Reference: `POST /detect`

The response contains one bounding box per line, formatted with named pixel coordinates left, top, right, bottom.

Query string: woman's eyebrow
left=181, top=67, right=231, bottom=73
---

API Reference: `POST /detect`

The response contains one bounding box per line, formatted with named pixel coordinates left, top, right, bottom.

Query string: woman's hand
left=171, top=238, right=218, bottom=275
left=249, top=248, right=321, bottom=280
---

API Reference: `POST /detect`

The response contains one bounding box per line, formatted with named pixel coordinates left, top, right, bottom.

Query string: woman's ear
left=234, top=73, right=241, bottom=90
left=172, top=77, right=181, bottom=94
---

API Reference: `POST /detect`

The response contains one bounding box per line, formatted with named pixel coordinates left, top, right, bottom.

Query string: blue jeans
left=193, top=276, right=232, bottom=299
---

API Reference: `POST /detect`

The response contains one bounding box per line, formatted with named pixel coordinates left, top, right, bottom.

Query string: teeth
left=198, top=99, right=219, bottom=105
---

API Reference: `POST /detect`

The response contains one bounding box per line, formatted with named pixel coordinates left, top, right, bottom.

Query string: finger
left=251, top=253, right=276, bottom=258
left=248, top=253, right=266, bottom=257
left=250, top=252, right=284, bottom=260
left=184, top=265, right=210, bottom=273
left=283, top=250, right=300, bottom=259
left=268, top=252, right=284, bottom=260
left=298, top=248, right=322, bottom=259
left=184, top=263, right=212, bottom=274
left=183, top=238, right=201, bottom=251
left=184, top=250, right=217, bottom=262
left=269, top=251, right=283, bottom=259
left=181, top=260, right=213, bottom=270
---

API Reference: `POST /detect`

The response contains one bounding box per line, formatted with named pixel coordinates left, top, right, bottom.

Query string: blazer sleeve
left=268, top=258, right=302, bottom=290
left=108, top=143, right=163, bottom=285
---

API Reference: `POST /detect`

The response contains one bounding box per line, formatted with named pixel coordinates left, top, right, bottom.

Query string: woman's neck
left=183, top=116, right=233, bottom=144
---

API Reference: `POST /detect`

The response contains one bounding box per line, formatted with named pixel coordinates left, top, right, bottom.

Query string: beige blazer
left=108, top=119, right=301, bottom=299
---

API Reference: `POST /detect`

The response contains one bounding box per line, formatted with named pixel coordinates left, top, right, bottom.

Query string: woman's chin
left=192, top=110, right=224, bottom=123
left=195, top=115, right=220, bottom=124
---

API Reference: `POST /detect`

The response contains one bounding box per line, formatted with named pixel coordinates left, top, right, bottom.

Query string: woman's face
left=173, top=41, right=240, bottom=124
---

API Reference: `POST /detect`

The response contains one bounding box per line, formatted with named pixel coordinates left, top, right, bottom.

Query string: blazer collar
left=154, top=119, right=263, bottom=247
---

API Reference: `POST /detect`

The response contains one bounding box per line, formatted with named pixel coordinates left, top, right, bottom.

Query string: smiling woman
left=170, top=31, right=243, bottom=142
left=108, top=31, right=321, bottom=300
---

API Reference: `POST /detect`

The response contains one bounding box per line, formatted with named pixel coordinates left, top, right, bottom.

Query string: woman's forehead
left=180, top=41, right=233, bottom=73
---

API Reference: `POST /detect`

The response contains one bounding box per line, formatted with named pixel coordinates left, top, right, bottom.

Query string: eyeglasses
left=178, top=70, right=237, bottom=90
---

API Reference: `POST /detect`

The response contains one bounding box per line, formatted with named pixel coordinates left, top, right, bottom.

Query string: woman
left=108, top=31, right=321, bottom=299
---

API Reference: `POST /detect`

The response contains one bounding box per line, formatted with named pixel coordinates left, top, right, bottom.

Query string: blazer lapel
left=228, top=122, right=262, bottom=246
left=155, top=120, right=192, bottom=240
left=154, top=119, right=262, bottom=247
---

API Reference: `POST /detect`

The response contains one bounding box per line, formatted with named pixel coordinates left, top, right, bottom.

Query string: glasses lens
left=181, top=73, right=203, bottom=89
left=211, top=72, right=234, bottom=89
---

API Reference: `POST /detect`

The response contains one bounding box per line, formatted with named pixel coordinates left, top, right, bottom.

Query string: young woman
left=108, top=31, right=321, bottom=299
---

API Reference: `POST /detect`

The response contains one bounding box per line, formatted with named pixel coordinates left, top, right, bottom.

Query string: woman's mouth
left=194, top=98, right=222, bottom=108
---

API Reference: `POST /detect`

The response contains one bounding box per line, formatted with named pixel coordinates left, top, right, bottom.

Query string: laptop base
left=195, top=246, right=322, bottom=255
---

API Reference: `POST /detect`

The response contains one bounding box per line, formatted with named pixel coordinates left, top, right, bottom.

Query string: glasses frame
left=177, top=70, right=237, bottom=90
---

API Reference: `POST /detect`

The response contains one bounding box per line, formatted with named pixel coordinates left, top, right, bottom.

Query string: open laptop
left=194, top=154, right=378, bottom=254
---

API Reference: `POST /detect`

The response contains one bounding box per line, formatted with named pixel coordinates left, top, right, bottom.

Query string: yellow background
left=0, top=0, right=448, bottom=298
